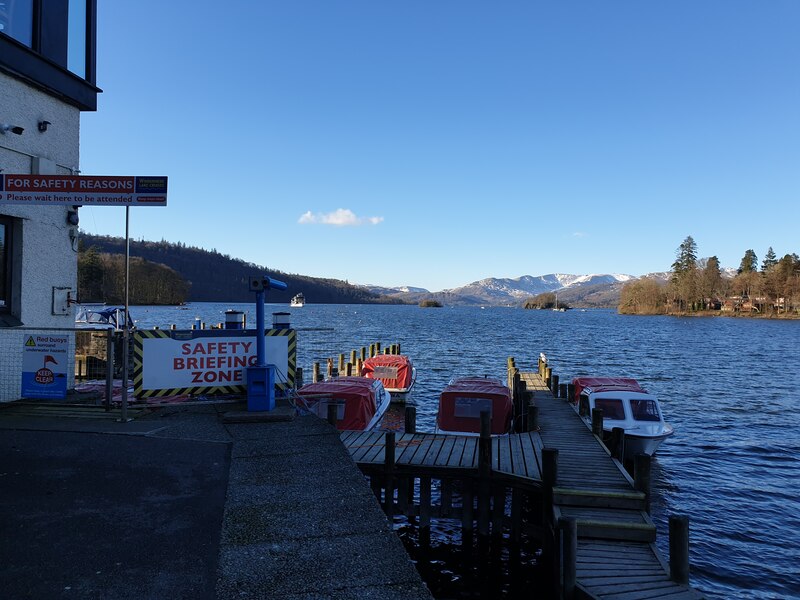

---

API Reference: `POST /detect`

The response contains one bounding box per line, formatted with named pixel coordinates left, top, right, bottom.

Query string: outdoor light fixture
left=66, top=209, right=79, bottom=226
left=38, top=120, right=51, bottom=132
left=0, top=124, right=24, bottom=135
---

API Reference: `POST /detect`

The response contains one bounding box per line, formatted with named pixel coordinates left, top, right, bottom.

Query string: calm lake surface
left=134, top=303, right=800, bottom=599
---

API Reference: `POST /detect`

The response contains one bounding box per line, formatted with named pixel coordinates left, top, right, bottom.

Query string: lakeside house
left=0, top=2, right=99, bottom=401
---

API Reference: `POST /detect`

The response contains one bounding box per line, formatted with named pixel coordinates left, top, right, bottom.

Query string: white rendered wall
left=0, top=72, right=81, bottom=401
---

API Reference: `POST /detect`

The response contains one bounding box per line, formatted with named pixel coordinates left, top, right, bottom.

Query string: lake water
left=133, top=302, right=800, bottom=599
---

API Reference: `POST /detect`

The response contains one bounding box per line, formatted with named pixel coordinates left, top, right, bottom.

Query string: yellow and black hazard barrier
left=133, top=328, right=296, bottom=400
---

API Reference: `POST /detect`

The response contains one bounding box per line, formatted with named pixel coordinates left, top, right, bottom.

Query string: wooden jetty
left=340, top=356, right=705, bottom=599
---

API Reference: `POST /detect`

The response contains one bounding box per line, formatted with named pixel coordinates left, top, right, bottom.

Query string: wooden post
left=462, top=482, right=474, bottom=539
left=611, top=426, right=625, bottom=461
left=441, top=479, right=453, bottom=517
left=551, top=374, right=559, bottom=396
left=384, top=432, right=396, bottom=517
left=634, top=453, right=652, bottom=514
left=517, top=380, right=527, bottom=432
left=420, top=476, right=432, bottom=545
left=350, top=349, right=357, bottom=365
left=545, top=366, right=552, bottom=386
left=669, top=515, right=690, bottom=585
left=369, top=343, right=375, bottom=358
left=326, top=358, right=333, bottom=379
left=295, top=367, right=304, bottom=389
left=375, top=342, right=381, bottom=354
left=360, top=346, right=366, bottom=361
left=558, top=383, right=567, bottom=399
left=404, top=405, right=416, bottom=433
left=591, top=408, right=604, bottom=438
left=345, top=362, right=353, bottom=376
left=384, top=346, right=390, bottom=354
left=356, top=358, right=362, bottom=374
left=313, top=362, right=320, bottom=383
left=529, top=404, right=539, bottom=431
left=338, top=353, right=345, bottom=374
left=567, top=383, right=575, bottom=403
left=560, top=516, right=577, bottom=599
left=326, top=403, right=338, bottom=427
left=478, top=410, right=492, bottom=537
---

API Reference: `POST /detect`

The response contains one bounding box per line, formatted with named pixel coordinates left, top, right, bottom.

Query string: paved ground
left=0, top=401, right=433, bottom=600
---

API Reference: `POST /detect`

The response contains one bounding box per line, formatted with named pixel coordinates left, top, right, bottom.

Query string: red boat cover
left=571, top=377, right=645, bottom=403
left=438, top=377, right=513, bottom=435
left=297, top=377, right=378, bottom=430
left=361, top=355, right=413, bottom=391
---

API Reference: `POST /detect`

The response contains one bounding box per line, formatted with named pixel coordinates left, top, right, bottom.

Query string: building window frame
left=0, top=215, right=12, bottom=313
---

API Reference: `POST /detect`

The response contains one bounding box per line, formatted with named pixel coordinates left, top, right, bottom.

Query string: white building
left=1, top=1, right=99, bottom=401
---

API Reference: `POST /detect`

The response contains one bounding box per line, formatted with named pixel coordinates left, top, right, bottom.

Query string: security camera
left=1, top=124, right=24, bottom=135
left=67, top=210, right=79, bottom=226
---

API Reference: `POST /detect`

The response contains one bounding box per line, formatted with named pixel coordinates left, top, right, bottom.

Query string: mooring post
left=669, top=515, right=690, bottom=585
left=345, top=362, right=353, bottom=376
left=312, top=362, right=320, bottom=383
left=529, top=404, right=539, bottom=431
left=591, top=408, right=604, bottom=438
left=326, top=358, right=333, bottom=379
left=478, top=410, right=492, bottom=537
left=360, top=346, right=366, bottom=361
left=611, top=426, right=625, bottom=462
left=634, top=453, right=652, bottom=514
left=551, top=373, right=559, bottom=395
left=338, top=353, right=345, bottom=374
left=545, top=366, right=552, bottom=386
left=560, top=516, right=577, bottom=599
left=567, top=383, right=575, bottom=403
left=404, top=405, right=417, bottom=433
left=558, top=382, right=567, bottom=399
left=350, top=349, right=357, bottom=366
left=295, top=367, right=303, bottom=389
left=384, top=431, right=396, bottom=517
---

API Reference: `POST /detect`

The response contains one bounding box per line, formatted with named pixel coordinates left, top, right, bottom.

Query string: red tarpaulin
left=297, top=377, right=379, bottom=430
left=437, top=377, right=513, bottom=435
left=361, top=355, right=413, bottom=391
left=571, top=377, right=645, bottom=402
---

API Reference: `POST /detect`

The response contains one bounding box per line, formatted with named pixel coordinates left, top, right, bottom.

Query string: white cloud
left=298, top=208, right=384, bottom=226
left=572, top=232, right=587, bottom=238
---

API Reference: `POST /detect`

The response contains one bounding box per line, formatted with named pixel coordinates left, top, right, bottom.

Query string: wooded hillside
left=78, top=233, right=404, bottom=305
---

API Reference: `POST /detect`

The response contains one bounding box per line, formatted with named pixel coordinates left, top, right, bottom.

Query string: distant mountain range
left=365, top=273, right=651, bottom=308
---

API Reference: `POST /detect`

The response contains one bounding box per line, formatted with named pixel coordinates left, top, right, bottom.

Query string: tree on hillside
left=738, top=249, right=758, bottom=274
left=761, top=247, right=778, bottom=271
left=698, top=256, right=726, bottom=305
left=619, top=278, right=666, bottom=314
left=669, top=236, right=699, bottom=311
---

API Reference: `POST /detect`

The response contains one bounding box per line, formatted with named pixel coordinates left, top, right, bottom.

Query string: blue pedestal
left=247, top=364, right=275, bottom=412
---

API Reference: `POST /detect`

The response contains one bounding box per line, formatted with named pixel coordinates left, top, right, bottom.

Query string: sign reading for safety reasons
left=21, top=334, right=69, bottom=399
left=133, top=329, right=296, bottom=399
left=0, top=174, right=167, bottom=206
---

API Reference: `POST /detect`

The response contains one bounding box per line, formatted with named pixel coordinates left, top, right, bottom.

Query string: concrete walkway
left=0, top=401, right=433, bottom=600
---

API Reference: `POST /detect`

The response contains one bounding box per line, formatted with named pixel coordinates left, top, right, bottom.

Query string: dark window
left=595, top=398, right=625, bottom=420
left=67, top=0, right=87, bottom=77
left=0, top=216, right=11, bottom=311
left=631, top=399, right=661, bottom=422
left=0, top=0, right=34, bottom=47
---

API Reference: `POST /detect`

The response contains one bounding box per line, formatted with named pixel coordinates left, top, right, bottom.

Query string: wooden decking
left=522, top=372, right=704, bottom=599
left=341, top=428, right=543, bottom=482
left=340, top=370, right=704, bottom=599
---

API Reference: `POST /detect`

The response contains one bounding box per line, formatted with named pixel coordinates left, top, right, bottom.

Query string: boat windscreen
left=630, top=399, right=660, bottom=421
left=595, top=398, right=625, bottom=420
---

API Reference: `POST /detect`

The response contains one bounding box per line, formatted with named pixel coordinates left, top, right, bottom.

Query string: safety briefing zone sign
left=133, top=329, right=296, bottom=399
left=0, top=174, right=167, bottom=206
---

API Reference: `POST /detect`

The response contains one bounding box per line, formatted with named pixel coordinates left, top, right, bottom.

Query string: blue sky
left=80, top=1, right=799, bottom=292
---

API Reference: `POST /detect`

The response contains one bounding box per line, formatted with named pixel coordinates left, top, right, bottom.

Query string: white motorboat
left=290, top=293, right=305, bottom=307
left=572, top=377, right=674, bottom=459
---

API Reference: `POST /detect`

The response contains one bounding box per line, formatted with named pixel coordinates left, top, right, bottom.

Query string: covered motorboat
left=296, top=376, right=391, bottom=431
left=437, top=376, right=513, bottom=436
left=361, top=354, right=416, bottom=402
left=75, top=305, right=135, bottom=330
left=572, top=377, right=674, bottom=459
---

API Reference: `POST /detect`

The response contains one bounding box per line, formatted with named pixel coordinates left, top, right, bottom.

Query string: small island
left=419, top=299, right=443, bottom=308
